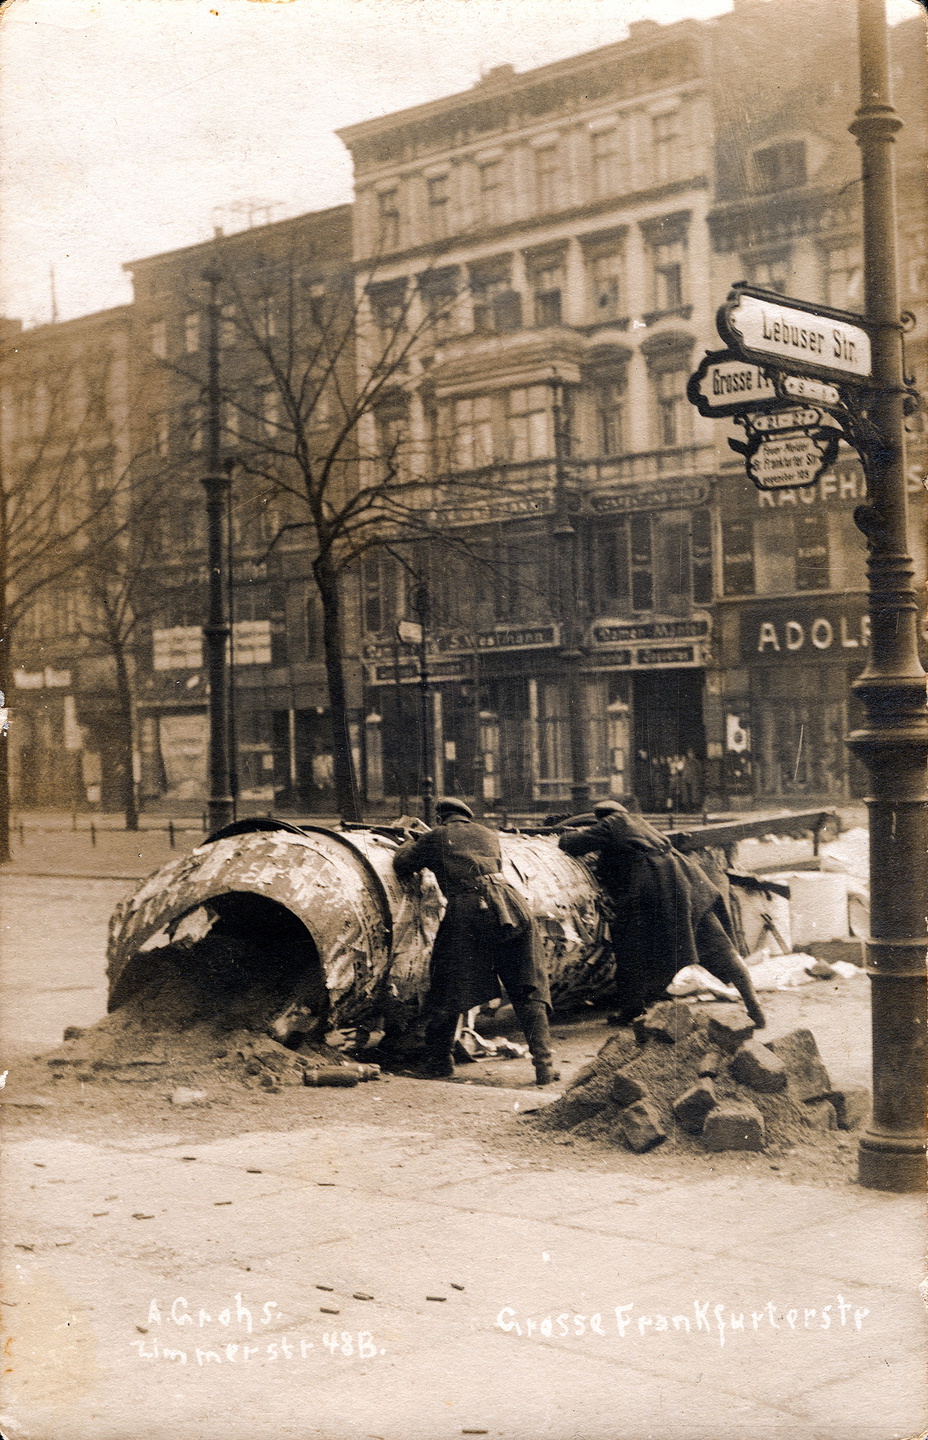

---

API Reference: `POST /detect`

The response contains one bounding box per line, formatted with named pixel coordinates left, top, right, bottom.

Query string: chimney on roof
left=627, top=19, right=661, bottom=40
left=475, top=63, right=516, bottom=87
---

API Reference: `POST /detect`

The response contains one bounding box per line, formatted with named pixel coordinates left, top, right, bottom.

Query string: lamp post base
left=207, top=797, right=236, bottom=834
left=858, top=1134, right=926, bottom=1193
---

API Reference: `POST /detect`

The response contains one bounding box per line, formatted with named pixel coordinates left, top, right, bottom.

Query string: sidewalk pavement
left=1, top=1074, right=924, bottom=1440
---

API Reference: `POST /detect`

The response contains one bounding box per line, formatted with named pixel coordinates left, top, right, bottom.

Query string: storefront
left=715, top=445, right=927, bottom=803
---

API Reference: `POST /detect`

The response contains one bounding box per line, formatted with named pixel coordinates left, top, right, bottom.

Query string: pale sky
left=0, top=0, right=922, bottom=327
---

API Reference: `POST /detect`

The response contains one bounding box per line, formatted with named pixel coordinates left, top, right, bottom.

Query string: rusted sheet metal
left=107, top=824, right=611, bottom=1023
left=107, top=829, right=391, bottom=1017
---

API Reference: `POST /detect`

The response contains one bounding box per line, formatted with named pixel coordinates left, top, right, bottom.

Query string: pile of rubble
left=535, top=1001, right=868, bottom=1154
left=41, top=945, right=363, bottom=1098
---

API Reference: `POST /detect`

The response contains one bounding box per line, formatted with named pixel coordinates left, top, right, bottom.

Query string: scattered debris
left=169, top=1087, right=209, bottom=1107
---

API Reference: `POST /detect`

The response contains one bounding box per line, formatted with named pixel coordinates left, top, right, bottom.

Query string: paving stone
left=827, top=1084, right=870, bottom=1130
left=702, top=1102, right=766, bottom=1151
left=609, top=1070, right=647, bottom=1108
left=597, top=1030, right=642, bottom=1067
left=763, top=1027, right=832, bottom=1101
left=566, top=1062, right=597, bottom=1092
left=672, top=1080, right=717, bottom=1135
left=696, top=1047, right=722, bottom=1077
left=729, top=1039, right=788, bottom=1093
left=804, top=1097, right=837, bottom=1129
left=705, top=1007, right=756, bottom=1054
left=613, top=1100, right=667, bottom=1153
left=632, top=1000, right=697, bottom=1045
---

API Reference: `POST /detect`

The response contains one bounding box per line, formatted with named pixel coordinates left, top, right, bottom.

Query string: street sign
left=396, top=620, right=423, bottom=645
left=777, top=372, right=842, bottom=406
left=746, top=406, right=823, bottom=434
left=718, top=285, right=872, bottom=384
left=731, top=427, right=841, bottom=492
left=687, top=349, right=779, bottom=416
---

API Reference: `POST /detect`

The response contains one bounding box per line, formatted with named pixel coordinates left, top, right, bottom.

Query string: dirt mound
left=533, top=1001, right=867, bottom=1155
left=43, top=943, right=346, bottom=1096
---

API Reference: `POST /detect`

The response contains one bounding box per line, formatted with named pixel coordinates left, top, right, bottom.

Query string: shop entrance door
left=632, top=670, right=705, bottom=814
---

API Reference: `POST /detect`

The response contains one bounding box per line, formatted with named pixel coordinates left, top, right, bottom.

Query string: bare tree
left=169, top=241, right=509, bottom=822
left=0, top=335, right=152, bottom=859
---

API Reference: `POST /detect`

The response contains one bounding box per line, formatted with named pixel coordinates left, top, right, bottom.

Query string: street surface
left=0, top=820, right=921, bottom=1440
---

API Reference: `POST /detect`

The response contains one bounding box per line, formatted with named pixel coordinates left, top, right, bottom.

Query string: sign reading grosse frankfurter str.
left=687, top=349, right=779, bottom=416
left=718, top=284, right=872, bottom=385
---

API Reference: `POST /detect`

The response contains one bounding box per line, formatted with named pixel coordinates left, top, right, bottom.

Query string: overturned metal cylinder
left=106, top=820, right=610, bottom=1030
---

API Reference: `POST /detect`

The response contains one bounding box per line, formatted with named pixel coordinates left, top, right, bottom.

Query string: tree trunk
left=315, top=555, right=362, bottom=823
left=0, top=489, right=11, bottom=864
left=112, top=641, right=139, bottom=831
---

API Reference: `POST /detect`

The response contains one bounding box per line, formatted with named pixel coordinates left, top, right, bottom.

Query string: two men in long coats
left=558, top=801, right=766, bottom=1029
left=392, top=797, right=559, bottom=1084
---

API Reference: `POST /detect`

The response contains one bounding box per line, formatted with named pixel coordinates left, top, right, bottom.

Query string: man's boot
left=421, top=1011, right=457, bottom=1078
left=514, top=998, right=560, bottom=1085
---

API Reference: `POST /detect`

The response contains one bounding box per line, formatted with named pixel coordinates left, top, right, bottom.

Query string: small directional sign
left=777, top=372, right=841, bottom=407
left=730, top=427, right=841, bottom=491
left=718, top=284, right=872, bottom=385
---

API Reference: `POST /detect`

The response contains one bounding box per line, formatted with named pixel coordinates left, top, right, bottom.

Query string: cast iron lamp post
left=201, top=266, right=235, bottom=832
left=550, top=374, right=591, bottom=814
left=849, top=0, right=928, bottom=1192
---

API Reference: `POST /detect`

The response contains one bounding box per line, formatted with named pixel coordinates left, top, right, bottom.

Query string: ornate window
left=591, top=128, right=622, bottom=199
left=426, top=174, right=449, bottom=241
left=507, top=385, right=550, bottom=462
left=531, top=260, right=564, bottom=328
left=652, top=110, right=679, bottom=185
left=183, top=312, right=200, bottom=354
left=479, top=161, right=503, bottom=225
left=535, top=143, right=560, bottom=212
left=825, top=243, right=864, bottom=312
left=451, top=395, right=494, bottom=470
left=377, top=188, right=401, bottom=251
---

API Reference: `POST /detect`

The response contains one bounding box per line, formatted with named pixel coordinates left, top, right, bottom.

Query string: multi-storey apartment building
left=705, top=0, right=927, bottom=803
left=123, top=205, right=358, bottom=810
left=339, top=18, right=723, bottom=815
left=1, top=306, right=133, bottom=808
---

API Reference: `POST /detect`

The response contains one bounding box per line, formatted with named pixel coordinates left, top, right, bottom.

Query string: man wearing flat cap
left=559, top=801, right=765, bottom=1029
left=393, top=797, right=558, bottom=1084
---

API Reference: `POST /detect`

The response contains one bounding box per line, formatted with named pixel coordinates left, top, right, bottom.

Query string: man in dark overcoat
left=558, top=801, right=766, bottom=1028
left=393, top=797, right=558, bottom=1084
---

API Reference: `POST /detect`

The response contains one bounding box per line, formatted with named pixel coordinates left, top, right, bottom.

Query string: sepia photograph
left=0, top=0, right=926, bottom=1436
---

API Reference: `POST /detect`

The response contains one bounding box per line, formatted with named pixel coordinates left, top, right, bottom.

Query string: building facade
left=339, top=18, right=723, bottom=816
left=705, top=0, right=927, bottom=803
left=1, top=306, right=134, bottom=809
left=3, top=1, right=925, bottom=817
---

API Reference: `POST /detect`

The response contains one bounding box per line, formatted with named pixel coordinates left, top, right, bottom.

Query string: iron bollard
left=168, top=821, right=176, bottom=850
left=71, top=809, right=77, bottom=832
left=90, top=822, right=96, bottom=847
left=202, top=811, right=207, bottom=833
left=17, top=821, right=24, bottom=846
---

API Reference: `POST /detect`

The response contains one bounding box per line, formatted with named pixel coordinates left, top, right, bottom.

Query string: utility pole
left=412, top=581, right=434, bottom=825
left=550, top=374, right=590, bottom=814
left=849, top=0, right=928, bottom=1192
left=201, top=266, right=234, bottom=832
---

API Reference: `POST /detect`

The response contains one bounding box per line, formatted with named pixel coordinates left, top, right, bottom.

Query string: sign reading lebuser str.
left=718, top=285, right=872, bottom=385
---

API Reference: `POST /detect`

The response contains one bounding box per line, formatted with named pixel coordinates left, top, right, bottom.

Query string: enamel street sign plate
left=718, top=285, right=872, bottom=385
left=734, top=427, right=842, bottom=491
left=687, top=349, right=779, bottom=416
